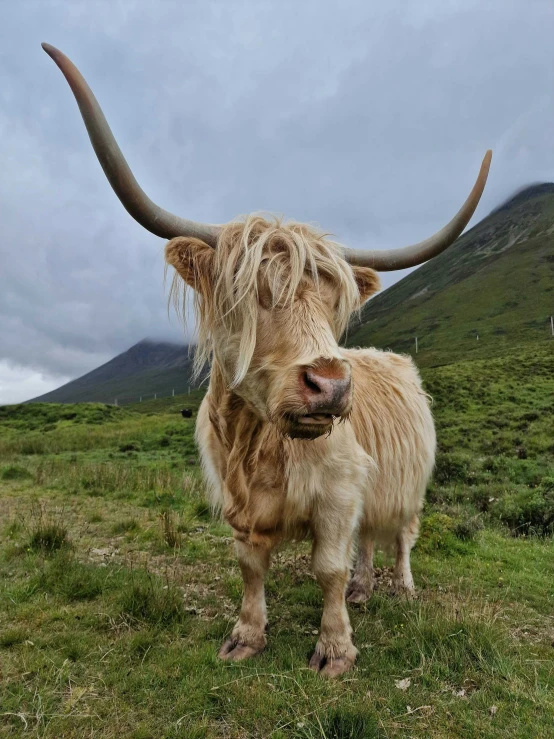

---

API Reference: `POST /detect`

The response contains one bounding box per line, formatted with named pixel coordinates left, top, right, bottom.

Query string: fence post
left=415, top=336, right=418, bottom=354
left=172, top=388, right=175, bottom=397
left=114, top=398, right=118, bottom=406
left=154, top=393, right=157, bottom=399
left=551, top=316, right=553, bottom=337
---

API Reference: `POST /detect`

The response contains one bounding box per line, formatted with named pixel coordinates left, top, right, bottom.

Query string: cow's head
left=42, top=43, right=492, bottom=439
left=165, top=217, right=380, bottom=438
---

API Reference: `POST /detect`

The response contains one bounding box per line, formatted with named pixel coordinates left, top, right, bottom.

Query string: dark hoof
left=391, top=584, right=416, bottom=600
left=218, top=639, right=263, bottom=662
left=346, top=581, right=372, bottom=604
left=308, top=651, right=354, bottom=677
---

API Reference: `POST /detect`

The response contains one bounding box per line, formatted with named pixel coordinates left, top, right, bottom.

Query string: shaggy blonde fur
left=168, top=215, right=362, bottom=385
left=165, top=216, right=435, bottom=677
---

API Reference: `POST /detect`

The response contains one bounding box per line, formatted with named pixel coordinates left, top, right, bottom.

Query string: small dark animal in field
left=181, top=408, right=193, bottom=419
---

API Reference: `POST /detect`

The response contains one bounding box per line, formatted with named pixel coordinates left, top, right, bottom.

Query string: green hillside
left=29, top=340, right=199, bottom=406
left=347, top=185, right=554, bottom=366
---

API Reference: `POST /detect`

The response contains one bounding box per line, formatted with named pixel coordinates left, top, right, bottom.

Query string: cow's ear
left=165, top=237, right=215, bottom=292
left=351, top=266, right=381, bottom=304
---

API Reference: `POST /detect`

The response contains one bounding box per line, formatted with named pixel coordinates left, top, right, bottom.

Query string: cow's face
left=243, top=265, right=379, bottom=439
left=166, top=219, right=380, bottom=439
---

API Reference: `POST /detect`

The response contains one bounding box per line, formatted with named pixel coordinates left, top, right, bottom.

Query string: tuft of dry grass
left=26, top=501, right=72, bottom=554
left=159, top=509, right=182, bottom=549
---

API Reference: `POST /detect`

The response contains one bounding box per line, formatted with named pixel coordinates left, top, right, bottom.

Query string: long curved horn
left=343, top=150, right=492, bottom=270
left=42, top=43, right=221, bottom=246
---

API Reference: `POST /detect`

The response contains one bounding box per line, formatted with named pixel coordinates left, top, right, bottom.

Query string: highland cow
left=43, top=43, right=491, bottom=676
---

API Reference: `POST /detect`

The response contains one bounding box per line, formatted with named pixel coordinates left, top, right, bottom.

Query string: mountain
left=30, top=339, right=198, bottom=405
left=346, top=183, right=554, bottom=366
left=28, top=183, right=554, bottom=404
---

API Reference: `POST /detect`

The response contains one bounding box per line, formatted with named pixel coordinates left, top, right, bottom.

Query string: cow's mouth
left=280, top=413, right=335, bottom=440
left=297, top=413, right=333, bottom=425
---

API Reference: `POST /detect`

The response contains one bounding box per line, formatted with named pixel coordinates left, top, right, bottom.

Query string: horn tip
left=41, top=42, right=60, bottom=61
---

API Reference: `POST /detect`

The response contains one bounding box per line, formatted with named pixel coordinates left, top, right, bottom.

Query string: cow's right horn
left=42, top=43, right=222, bottom=247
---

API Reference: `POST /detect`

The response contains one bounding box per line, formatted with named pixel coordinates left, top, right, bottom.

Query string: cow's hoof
left=308, top=651, right=355, bottom=678
left=218, top=639, right=263, bottom=662
left=346, top=582, right=372, bottom=603
left=391, top=583, right=416, bottom=600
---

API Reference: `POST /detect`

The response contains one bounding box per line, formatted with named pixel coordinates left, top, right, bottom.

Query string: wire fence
left=110, top=385, right=200, bottom=407
left=380, top=315, right=554, bottom=358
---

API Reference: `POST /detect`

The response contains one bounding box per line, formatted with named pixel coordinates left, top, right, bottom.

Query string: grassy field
left=1, top=344, right=554, bottom=738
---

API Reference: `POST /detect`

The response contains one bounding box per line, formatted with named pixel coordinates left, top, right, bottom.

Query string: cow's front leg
left=309, top=525, right=358, bottom=677
left=218, top=539, right=271, bottom=661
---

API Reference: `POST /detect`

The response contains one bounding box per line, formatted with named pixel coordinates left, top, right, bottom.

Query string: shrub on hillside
left=491, top=487, right=554, bottom=536
left=453, top=514, right=484, bottom=541
left=469, top=483, right=513, bottom=512
left=417, top=513, right=458, bottom=554
left=433, top=453, right=474, bottom=486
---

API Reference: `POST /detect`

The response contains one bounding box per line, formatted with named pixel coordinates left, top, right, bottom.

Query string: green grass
left=422, top=343, right=554, bottom=538
left=1, top=346, right=554, bottom=737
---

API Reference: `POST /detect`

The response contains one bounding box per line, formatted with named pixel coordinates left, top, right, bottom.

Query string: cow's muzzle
left=299, top=360, right=352, bottom=417
left=276, top=359, right=352, bottom=439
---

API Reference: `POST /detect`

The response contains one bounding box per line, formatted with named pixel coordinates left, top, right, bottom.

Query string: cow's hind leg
left=392, top=515, right=419, bottom=598
left=218, top=540, right=271, bottom=661
left=346, top=533, right=374, bottom=604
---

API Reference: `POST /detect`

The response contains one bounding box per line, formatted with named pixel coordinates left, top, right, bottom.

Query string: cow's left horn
left=42, top=43, right=221, bottom=247
left=343, top=150, right=492, bottom=271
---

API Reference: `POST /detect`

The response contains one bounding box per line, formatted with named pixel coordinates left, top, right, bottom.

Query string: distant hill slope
left=30, top=340, right=199, bottom=405
left=347, top=183, right=554, bottom=366
left=27, top=183, right=554, bottom=404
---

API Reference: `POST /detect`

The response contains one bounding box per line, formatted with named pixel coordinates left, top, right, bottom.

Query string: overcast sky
left=1, top=0, right=554, bottom=403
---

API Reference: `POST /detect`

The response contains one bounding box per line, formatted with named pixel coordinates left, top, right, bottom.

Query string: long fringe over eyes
left=168, top=215, right=362, bottom=386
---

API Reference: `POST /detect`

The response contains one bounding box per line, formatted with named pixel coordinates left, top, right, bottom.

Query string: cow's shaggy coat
left=166, top=216, right=436, bottom=676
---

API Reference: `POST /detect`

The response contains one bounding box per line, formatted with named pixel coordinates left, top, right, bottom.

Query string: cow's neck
left=206, top=362, right=288, bottom=539
left=209, top=361, right=269, bottom=457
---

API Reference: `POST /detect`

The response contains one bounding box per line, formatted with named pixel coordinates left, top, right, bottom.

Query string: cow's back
left=344, top=348, right=436, bottom=539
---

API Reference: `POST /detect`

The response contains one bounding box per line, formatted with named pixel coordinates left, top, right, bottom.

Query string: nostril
left=303, top=371, right=323, bottom=395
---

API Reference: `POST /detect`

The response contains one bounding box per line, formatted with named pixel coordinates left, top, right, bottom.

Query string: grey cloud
left=1, top=0, right=554, bottom=401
